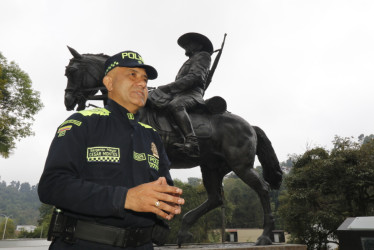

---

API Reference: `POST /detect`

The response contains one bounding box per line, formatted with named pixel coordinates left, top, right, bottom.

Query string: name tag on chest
left=87, top=147, right=120, bottom=163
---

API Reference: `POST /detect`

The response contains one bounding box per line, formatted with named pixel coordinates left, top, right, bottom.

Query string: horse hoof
left=177, top=231, right=193, bottom=246
left=255, top=235, right=272, bottom=245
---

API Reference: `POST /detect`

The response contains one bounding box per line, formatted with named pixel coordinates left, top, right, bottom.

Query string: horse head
left=64, top=46, right=108, bottom=111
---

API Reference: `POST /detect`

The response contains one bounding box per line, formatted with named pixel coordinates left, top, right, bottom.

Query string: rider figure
left=158, top=32, right=213, bottom=157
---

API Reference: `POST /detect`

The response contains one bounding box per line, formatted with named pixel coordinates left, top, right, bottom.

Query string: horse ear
left=67, top=46, right=82, bottom=59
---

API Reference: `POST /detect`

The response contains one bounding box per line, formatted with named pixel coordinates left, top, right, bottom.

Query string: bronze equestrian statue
left=63, top=36, right=283, bottom=246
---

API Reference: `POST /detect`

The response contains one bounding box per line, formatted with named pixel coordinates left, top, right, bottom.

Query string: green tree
left=358, top=133, right=374, bottom=145
left=0, top=217, right=15, bottom=239
left=35, top=203, right=53, bottom=238
left=224, top=174, right=262, bottom=228
left=187, top=177, right=202, bottom=187
left=18, top=203, right=54, bottom=239
left=166, top=179, right=230, bottom=244
left=38, top=203, right=53, bottom=226
left=0, top=52, right=43, bottom=158
left=0, top=180, right=40, bottom=226
left=166, top=179, right=210, bottom=243
left=280, top=157, right=294, bottom=167
left=223, top=169, right=285, bottom=230
left=279, top=136, right=374, bottom=250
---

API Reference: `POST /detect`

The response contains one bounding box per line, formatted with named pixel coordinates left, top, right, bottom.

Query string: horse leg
left=237, top=167, right=274, bottom=245
left=226, top=133, right=274, bottom=245
left=177, top=165, right=227, bottom=246
left=233, top=163, right=274, bottom=245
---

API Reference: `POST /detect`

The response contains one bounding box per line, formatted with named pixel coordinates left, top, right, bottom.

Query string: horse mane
left=67, top=53, right=108, bottom=77
left=67, top=53, right=108, bottom=65
left=82, top=53, right=109, bottom=59
left=79, top=53, right=109, bottom=65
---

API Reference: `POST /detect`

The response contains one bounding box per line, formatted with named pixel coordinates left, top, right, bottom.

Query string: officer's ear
left=103, top=75, right=113, bottom=92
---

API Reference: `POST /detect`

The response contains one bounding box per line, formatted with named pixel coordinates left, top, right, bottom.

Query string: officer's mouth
left=134, top=91, right=145, bottom=99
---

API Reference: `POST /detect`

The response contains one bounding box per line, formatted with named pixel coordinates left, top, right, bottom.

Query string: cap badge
left=121, top=52, right=144, bottom=64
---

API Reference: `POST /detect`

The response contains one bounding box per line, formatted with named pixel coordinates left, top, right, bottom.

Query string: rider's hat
left=177, top=33, right=214, bottom=54
left=104, top=50, right=158, bottom=79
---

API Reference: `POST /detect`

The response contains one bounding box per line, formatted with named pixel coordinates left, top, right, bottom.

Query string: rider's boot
left=172, top=109, right=200, bottom=157
left=174, top=135, right=200, bottom=158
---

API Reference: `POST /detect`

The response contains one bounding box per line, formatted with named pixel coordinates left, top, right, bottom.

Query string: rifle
left=204, top=33, right=227, bottom=93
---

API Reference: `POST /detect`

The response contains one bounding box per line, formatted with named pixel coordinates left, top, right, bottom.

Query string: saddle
left=148, top=88, right=227, bottom=114
left=145, top=90, right=227, bottom=146
left=143, top=103, right=211, bottom=145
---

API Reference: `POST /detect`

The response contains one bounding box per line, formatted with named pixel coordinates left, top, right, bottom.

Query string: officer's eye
left=128, top=72, right=136, bottom=79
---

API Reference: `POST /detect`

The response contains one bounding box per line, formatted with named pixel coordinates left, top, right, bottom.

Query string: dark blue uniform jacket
left=38, top=99, right=172, bottom=231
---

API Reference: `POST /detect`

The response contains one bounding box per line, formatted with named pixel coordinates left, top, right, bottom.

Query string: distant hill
left=0, top=179, right=40, bottom=225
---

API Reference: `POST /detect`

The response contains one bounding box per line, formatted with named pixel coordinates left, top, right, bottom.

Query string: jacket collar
left=106, top=99, right=140, bottom=126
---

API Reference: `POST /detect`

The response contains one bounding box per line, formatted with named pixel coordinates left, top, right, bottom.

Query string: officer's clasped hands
left=125, top=177, right=184, bottom=220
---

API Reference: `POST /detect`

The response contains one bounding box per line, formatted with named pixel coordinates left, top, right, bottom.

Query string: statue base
left=155, top=243, right=307, bottom=250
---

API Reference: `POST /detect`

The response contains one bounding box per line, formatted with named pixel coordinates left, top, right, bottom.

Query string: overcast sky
left=1, top=0, right=374, bottom=185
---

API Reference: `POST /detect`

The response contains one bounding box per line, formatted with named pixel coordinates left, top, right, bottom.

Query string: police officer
left=158, top=33, right=213, bottom=158
left=38, top=50, right=185, bottom=249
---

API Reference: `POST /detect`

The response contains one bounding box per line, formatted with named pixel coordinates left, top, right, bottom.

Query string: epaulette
left=138, top=122, right=157, bottom=132
left=78, top=108, right=111, bottom=117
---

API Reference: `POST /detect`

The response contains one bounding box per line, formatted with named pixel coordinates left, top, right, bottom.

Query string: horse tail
left=253, top=126, right=283, bottom=190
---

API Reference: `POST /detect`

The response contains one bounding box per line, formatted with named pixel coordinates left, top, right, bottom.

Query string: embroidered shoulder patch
left=79, top=108, right=110, bottom=117
left=87, top=147, right=120, bottom=163
left=57, top=125, right=72, bottom=137
left=57, top=119, right=82, bottom=137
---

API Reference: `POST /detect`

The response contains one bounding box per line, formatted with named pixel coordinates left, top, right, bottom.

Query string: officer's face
left=103, top=67, right=148, bottom=113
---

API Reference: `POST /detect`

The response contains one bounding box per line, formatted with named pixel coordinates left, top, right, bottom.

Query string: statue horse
left=64, top=46, right=109, bottom=111
left=64, top=47, right=283, bottom=246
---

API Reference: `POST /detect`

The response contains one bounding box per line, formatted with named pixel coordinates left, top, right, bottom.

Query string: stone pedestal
left=155, top=243, right=307, bottom=250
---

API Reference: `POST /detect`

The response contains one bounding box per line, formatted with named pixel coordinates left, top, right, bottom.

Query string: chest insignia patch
left=57, top=125, right=72, bottom=137
left=148, top=155, right=159, bottom=171
left=87, top=147, right=120, bottom=163
left=134, top=151, right=146, bottom=161
left=151, top=142, right=159, bottom=158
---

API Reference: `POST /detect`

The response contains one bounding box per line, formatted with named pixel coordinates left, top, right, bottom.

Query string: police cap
left=104, top=50, right=158, bottom=79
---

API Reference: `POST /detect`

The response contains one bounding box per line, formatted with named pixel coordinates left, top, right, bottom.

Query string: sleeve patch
left=57, top=125, right=72, bottom=137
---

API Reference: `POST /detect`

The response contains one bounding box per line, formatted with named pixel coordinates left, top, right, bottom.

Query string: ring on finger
left=155, top=201, right=160, bottom=207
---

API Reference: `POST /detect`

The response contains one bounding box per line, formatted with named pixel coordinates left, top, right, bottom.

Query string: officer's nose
left=136, top=78, right=147, bottom=88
